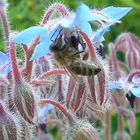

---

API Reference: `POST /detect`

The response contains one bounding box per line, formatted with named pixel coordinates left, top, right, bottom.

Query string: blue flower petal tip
left=0, top=51, right=11, bottom=77
left=11, top=26, right=48, bottom=45
left=38, top=104, right=54, bottom=121
left=108, top=83, right=124, bottom=90
left=0, top=51, right=9, bottom=64
left=30, top=41, right=50, bottom=61
left=101, top=6, right=132, bottom=22
left=30, top=25, right=63, bottom=61
left=130, top=87, right=140, bottom=98
left=93, top=25, right=110, bottom=42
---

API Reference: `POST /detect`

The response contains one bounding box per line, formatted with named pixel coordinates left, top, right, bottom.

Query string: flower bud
left=64, top=120, right=100, bottom=140
left=0, top=101, right=22, bottom=139
left=113, top=131, right=131, bottom=140
left=13, top=80, right=35, bottom=124
left=118, top=106, right=136, bottom=135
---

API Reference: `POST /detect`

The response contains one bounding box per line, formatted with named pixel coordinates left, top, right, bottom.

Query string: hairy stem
left=104, top=110, right=111, bottom=140
left=39, top=99, right=74, bottom=124
left=80, top=32, right=96, bottom=61
left=40, top=3, right=69, bottom=25
left=38, top=69, right=66, bottom=80
left=118, top=114, right=124, bottom=132
left=127, top=70, right=140, bottom=82
left=0, top=7, right=10, bottom=51
left=10, top=43, right=21, bottom=84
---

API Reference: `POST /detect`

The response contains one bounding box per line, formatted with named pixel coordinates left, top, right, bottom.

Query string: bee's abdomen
left=70, top=61, right=101, bottom=76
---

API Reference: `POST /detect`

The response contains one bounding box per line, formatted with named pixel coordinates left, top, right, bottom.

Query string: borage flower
left=11, top=4, right=131, bottom=60
left=108, top=77, right=140, bottom=108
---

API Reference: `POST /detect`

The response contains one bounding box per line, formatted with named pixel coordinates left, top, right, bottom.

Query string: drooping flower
left=11, top=4, right=131, bottom=60
left=108, top=77, right=140, bottom=108
left=38, top=103, right=53, bottom=121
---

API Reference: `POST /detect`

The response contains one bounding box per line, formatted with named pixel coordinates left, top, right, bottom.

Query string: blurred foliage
left=1, top=0, right=140, bottom=139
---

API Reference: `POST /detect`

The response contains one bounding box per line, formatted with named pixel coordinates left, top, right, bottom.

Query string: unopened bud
left=13, top=80, right=35, bottom=124
left=114, top=131, right=131, bottom=140
left=64, top=120, right=100, bottom=140
left=0, top=101, right=22, bottom=139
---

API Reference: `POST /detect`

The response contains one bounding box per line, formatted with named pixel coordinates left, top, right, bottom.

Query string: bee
left=49, top=28, right=101, bottom=77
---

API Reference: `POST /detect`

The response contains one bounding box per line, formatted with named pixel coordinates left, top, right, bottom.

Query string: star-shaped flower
left=108, top=77, right=140, bottom=108
left=11, top=4, right=131, bottom=60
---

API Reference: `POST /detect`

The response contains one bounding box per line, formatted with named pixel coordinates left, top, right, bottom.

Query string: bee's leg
left=70, top=61, right=101, bottom=76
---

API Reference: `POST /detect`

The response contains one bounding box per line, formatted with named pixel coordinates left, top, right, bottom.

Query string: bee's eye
left=70, top=35, right=79, bottom=50
left=50, top=35, right=66, bottom=52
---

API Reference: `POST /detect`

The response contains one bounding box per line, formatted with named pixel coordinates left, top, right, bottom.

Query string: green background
left=1, top=0, right=140, bottom=139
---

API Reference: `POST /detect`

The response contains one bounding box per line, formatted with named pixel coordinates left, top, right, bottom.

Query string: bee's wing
left=130, top=87, right=140, bottom=98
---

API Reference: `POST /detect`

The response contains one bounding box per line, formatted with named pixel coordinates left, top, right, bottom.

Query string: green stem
left=104, top=111, right=111, bottom=140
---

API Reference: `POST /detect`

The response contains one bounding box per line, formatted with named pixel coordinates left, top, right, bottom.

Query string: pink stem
left=40, top=99, right=74, bottom=124
left=37, top=69, right=66, bottom=80
left=118, top=114, right=124, bottom=132
left=22, top=37, right=40, bottom=81
left=9, top=43, right=22, bottom=84
left=74, top=80, right=85, bottom=111
left=117, top=61, right=129, bottom=73
left=0, top=8, right=9, bottom=48
left=80, top=32, right=96, bottom=60
left=111, top=94, right=120, bottom=107
left=66, top=77, right=76, bottom=108
left=57, top=75, right=64, bottom=101
left=88, top=77, right=96, bottom=103
left=98, top=70, right=106, bottom=105
left=109, top=43, right=118, bottom=72
left=104, top=111, right=111, bottom=140
left=30, top=79, right=53, bottom=86
left=0, top=102, right=6, bottom=116
left=40, top=3, right=69, bottom=25
left=127, top=70, right=140, bottom=82
left=128, top=32, right=140, bottom=53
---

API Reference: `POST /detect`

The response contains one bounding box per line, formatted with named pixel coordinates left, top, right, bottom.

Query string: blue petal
left=71, top=4, right=109, bottom=28
left=38, top=104, right=53, bottom=121
left=79, top=22, right=92, bottom=36
left=30, top=40, right=50, bottom=60
left=31, top=25, right=63, bottom=60
left=108, top=83, right=124, bottom=90
left=101, top=6, right=132, bottom=22
left=130, top=87, right=140, bottom=98
left=74, top=4, right=91, bottom=22
left=48, top=24, right=63, bottom=41
left=12, top=26, right=48, bottom=44
left=0, top=51, right=9, bottom=65
left=92, top=25, right=110, bottom=42
left=59, top=18, right=72, bottom=28
left=1, top=64, right=11, bottom=77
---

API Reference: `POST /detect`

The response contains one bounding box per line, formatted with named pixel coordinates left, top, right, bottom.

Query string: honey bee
left=49, top=29, right=101, bottom=77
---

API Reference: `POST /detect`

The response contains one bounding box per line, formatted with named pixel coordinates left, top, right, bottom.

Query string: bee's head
left=50, top=35, right=66, bottom=52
